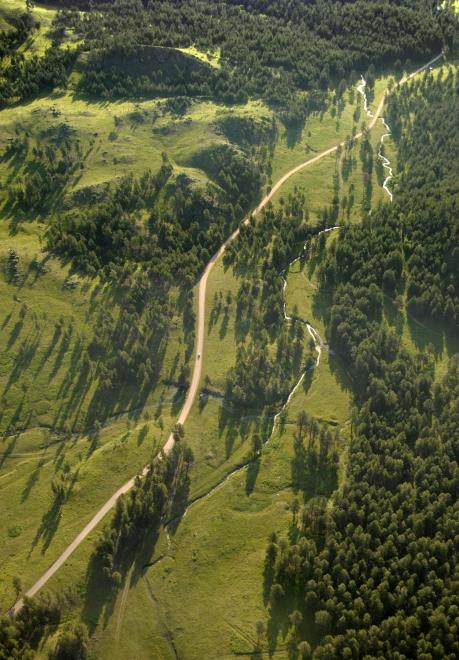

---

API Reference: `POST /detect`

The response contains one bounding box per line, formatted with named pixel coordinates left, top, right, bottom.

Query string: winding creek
left=357, top=76, right=394, bottom=201
left=159, top=75, right=401, bottom=538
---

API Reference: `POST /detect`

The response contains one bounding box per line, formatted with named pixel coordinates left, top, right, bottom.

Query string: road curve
left=10, top=52, right=442, bottom=615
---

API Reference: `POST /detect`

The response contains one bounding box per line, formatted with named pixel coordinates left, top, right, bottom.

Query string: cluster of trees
left=48, top=149, right=259, bottom=282
left=8, top=129, right=83, bottom=212
left=87, top=269, right=172, bottom=392
left=0, top=596, right=61, bottom=659
left=0, top=48, right=73, bottom=106
left=94, top=442, right=192, bottom=587
left=6, top=249, right=20, bottom=284
left=47, top=147, right=262, bottom=391
left=262, top=71, right=459, bottom=658
left=224, top=192, right=318, bottom=408
left=191, top=144, right=262, bottom=210
left=215, top=114, right=275, bottom=151
left=76, top=44, right=245, bottom=102
left=0, top=10, right=34, bottom=59
left=46, top=0, right=454, bottom=108
left=359, top=129, right=374, bottom=214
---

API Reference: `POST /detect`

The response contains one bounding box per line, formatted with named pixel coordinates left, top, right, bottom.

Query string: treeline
left=265, top=353, right=459, bottom=658
left=388, top=67, right=459, bottom=325
left=93, top=442, right=192, bottom=587
left=0, top=48, right=74, bottom=106
left=321, top=69, right=459, bottom=329
left=261, top=70, right=459, bottom=658
left=49, top=0, right=454, bottom=107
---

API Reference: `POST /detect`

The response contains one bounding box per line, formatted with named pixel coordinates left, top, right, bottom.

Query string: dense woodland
left=1, top=0, right=456, bottom=107
left=263, top=70, right=459, bottom=658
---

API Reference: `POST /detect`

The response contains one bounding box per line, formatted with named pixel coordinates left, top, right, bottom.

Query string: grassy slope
left=270, top=76, right=390, bottom=222
left=0, top=219, right=189, bottom=608
left=0, top=25, right=271, bottom=611
left=0, top=0, right=57, bottom=56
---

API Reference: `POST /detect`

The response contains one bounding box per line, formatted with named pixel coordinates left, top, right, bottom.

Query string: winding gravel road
left=10, top=52, right=443, bottom=615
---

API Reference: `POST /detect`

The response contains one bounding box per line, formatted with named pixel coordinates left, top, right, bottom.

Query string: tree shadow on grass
left=245, top=456, right=260, bottom=495
left=383, top=295, right=405, bottom=338
left=267, top=597, right=295, bottom=657
left=6, top=318, right=24, bottom=350
left=81, top=556, right=118, bottom=634
left=1, top=311, right=12, bottom=329
left=3, top=332, right=40, bottom=396
left=328, top=350, right=354, bottom=395
left=48, top=325, right=74, bottom=382
left=82, top=466, right=190, bottom=634
left=0, top=433, right=19, bottom=469
left=218, top=403, right=260, bottom=459
left=291, top=439, right=337, bottom=502
left=21, top=457, right=45, bottom=503
left=30, top=497, right=63, bottom=555
left=219, top=305, right=230, bottom=340
left=35, top=323, right=63, bottom=375
left=310, top=285, right=333, bottom=328
left=284, top=121, right=305, bottom=150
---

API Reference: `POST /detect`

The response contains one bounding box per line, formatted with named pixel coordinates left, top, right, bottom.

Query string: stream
left=157, top=227, right=340, bottom=547
left=156, top=73, right=402, bottom=555
left=357, top=76, right=394, bottom=201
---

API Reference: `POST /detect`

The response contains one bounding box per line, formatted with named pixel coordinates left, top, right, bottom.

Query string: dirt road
left=10, top=52, right=443, bottom=615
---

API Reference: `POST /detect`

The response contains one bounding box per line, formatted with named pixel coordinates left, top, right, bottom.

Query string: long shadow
left=21, top=457, right=45, bottom=503
left=291, top=438, right=338, bottom=501
left=35, top=323, right=63, bottom=375
left=219, top=306, right=230, bottom=340
left=0, top=434, right=18, bottom=469
left=30, top=497, right=63, bottom=555
left=48, top=326, right=74, bottom=382
left=267, top=597, right=295, bottom=657
left=1, top=312, right=12, bottom=329
left=4, top=332, right=41, bottom=395
left=52, top=358, right=92, bottom=431
left=407, top=313, right=445, bottom=359
left=81, top=555, right=118, bottom=634
left=234, top=307, right=251, bottom=342
left=383, top=295, right=405, bottom=337
left=6, top=319, right=24, bottom=350
left=328, top=351, right=354, bottom=395
left=245, top=456, right=260, bottom=495
left=56, top=338, right=85, bottom=398
left=82, top=465, right=190, bottom=634
left=283, top=120, right=305, bottom=150
left=208, top=298, right=222, bottom=334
